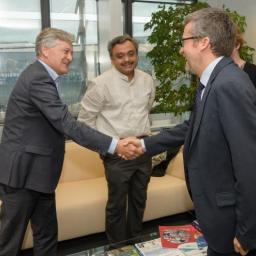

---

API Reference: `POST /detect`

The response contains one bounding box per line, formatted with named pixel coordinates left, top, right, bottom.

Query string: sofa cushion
left=56, top=177, right=108, bottom=241
left=56, top=174, right=193, bottom=241
left=60, top=142, right=105, bottom=183
left=144, top=175, right=193, bottom=221
left=165, top=151, right=185, bottom=180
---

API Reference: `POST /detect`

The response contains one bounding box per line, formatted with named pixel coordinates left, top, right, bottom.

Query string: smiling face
left=40, top=39, right=73, bottom=75
left=110, top=40, right=138, bottom=80
left=179, top=22, right=202, bottom=76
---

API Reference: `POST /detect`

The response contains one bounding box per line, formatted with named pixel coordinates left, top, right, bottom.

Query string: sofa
left=22, top=141, right=193, bottom=249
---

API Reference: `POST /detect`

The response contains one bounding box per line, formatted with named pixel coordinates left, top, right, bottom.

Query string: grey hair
left=35, top=28, right=75, bottom=57
left=184, top=8, right=236, bottom=56
left=107, top=34, right=138, bottom=58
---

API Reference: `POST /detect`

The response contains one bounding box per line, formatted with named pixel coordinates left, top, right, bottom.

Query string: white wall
left=202, top=0, right=256, bottom=62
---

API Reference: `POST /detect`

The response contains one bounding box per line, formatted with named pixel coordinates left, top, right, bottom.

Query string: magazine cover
left=159, top=224, right=207, bottom=250
left=134, top=238, right=184, bottom=256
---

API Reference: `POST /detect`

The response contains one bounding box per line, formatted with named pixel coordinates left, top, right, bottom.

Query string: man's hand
left=234, top=237, right=249, bottom=255
left=115, top=137, right=144, bottom=160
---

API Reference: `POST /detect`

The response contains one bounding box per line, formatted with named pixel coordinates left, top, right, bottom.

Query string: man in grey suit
left=0, top=28, right=139, bottom=256
left=125, top=8, right=256, bottom=256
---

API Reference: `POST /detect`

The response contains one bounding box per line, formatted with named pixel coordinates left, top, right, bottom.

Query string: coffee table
left=67, top=231, right=159, bottom=256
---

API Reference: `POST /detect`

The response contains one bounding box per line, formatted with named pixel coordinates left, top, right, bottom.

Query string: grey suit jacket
left=0, top=61, right=112, bottom=193
left=144, top=57, right=256, bottom=252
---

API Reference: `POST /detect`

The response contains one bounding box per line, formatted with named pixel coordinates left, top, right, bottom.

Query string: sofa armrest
left=165, top=148, right=185, bottom=180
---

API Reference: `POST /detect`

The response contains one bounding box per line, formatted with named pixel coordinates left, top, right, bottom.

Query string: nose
left=123, top=55, right=129, bottom=61
left=67, top=52, right=73, bottom=62
left=179, top=47, right=184, bottom=55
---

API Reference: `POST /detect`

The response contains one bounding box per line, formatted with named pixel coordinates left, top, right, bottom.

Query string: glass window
left=132, top=1, right=194, bottom=74
left=50, top=0, right=98, bottom=117
left=0, top=0, right=41, bottom=128
left=132, top=1, right=173, bottom=74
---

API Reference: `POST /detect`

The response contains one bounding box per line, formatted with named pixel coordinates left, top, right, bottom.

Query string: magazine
left=159, top=224, right=207, bottom=248
left=135, top=237, right=185, bottom=256
left=159, top=224, right=207, bottom=255
left=106, top=244, right=140, bottom=256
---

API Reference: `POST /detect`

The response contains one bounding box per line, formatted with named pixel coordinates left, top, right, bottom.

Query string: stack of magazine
left=106, top=223, right=207, bottom=256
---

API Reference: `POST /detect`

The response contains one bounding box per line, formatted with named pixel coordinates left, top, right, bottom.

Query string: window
left=131, top=0, right=195, bottom=74
left=0, top=0, right=194, bottom=138
left=0, top=0, right=41, bottom=116
left=50, top=0, right=99, bottom=117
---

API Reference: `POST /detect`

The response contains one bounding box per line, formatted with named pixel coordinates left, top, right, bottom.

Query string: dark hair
left=107, top=34, right=138, bottom=57
left=184, top=8, right=236, bottom=56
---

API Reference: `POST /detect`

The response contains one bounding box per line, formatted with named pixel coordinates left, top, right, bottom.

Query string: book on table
left=134, top=223, right=207, bottom=256
left=159, top=224, right=207, bottom=255
left=134, top=237, right=184, bottom=256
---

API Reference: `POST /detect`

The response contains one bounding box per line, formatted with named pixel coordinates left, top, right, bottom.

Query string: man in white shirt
left=78, top=34, right=155, bottom=243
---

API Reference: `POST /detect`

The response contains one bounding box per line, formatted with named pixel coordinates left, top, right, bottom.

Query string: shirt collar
left=112, top=66, right=136, bottom=84
left=38, top=59, right=59, bottom=83
left=200, top=56, right=223, bottom=86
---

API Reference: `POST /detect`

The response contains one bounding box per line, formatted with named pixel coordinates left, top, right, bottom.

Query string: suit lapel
left=188, top=57, right=234, bottom=149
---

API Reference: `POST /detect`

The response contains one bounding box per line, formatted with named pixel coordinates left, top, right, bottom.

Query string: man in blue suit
left=0, top=28, right=138, bottom=255
left=125, top=8, right=256, bottom=256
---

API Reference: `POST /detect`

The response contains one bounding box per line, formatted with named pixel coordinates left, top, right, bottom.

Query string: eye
left=115, top=54, right=124, bottom=59
left=128, top=51, right=135, bottom=57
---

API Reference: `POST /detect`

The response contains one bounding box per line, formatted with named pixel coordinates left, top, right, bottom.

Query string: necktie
left=195, top=82, right=205, bottom=113
left=190, top=82, right=205, bottom=142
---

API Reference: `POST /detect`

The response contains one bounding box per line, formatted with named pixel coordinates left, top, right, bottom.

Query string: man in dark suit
left=125, top=8, right=256, bottom=256
left=0, top=28, right=139, bottom=256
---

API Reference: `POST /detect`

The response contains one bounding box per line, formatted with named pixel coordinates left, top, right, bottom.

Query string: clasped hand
left=116, top=137, right=144, bottom=160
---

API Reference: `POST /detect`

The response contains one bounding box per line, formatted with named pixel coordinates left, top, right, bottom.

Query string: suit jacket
left=144, top=57, right=256, bottom=252
left=0, top=61, right=112, bottom=193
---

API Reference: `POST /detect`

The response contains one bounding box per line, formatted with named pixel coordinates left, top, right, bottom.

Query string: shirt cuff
left=108, top=138, right=118, bottom=154
left=140, top=139, right=146, bottom=152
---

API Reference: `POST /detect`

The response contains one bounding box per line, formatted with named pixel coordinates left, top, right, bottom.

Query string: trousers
left=102, top=154, right=152, bottom=244
left=0, top=184, right=57, bottom=256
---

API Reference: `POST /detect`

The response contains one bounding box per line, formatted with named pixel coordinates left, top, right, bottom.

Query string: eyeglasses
left=180, top=36, right=198, bottom=47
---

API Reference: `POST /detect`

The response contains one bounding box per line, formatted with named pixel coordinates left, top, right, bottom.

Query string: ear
left=41, top=46, right=50, bottom=58
left=235, top=43, right=241, bottom=51
left=200, top=37, right=211, bottom=51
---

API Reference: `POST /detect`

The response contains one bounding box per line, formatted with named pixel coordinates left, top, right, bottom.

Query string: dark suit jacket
left=144, top=57, right=256, bottom=252
left=0, top=61, right=112, bottom=193
left=244, top=62, right=256, bottom=88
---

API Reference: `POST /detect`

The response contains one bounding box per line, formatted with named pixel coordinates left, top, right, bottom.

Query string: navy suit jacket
left=0, top=61, right=112, bottom=193
left=144, top=57, right=256, bottom=252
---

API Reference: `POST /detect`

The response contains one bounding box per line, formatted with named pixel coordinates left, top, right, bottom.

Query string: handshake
left=116, top=137, right=145, bottom=160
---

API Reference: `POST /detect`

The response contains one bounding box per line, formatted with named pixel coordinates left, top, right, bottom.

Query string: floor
left=20, top=211, right=195, bottom=256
